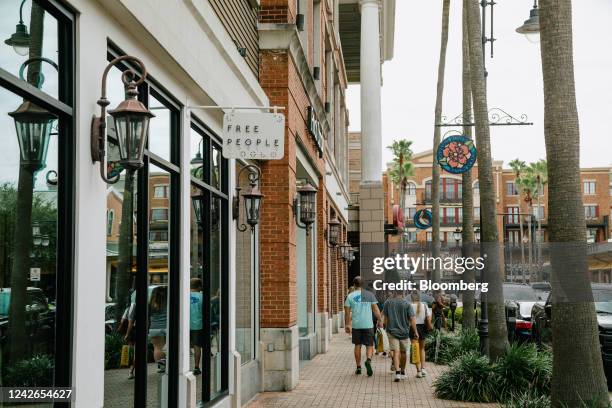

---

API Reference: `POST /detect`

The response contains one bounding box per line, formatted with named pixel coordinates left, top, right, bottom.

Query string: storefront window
left=0, top=0, right=73, bottom=395
left=297, top=218, right=316, bottom=337
left=235, top=162, right=257, bottom=364
left=103, top=58, right=181, bottom=407
left=190, top=123, right=228, bottom=404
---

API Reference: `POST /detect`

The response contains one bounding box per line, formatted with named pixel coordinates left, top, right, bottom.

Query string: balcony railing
left=423, top=191, right=462, bottom=204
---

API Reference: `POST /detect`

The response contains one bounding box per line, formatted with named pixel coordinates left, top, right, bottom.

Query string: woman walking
left=410, top=291, right=432, bottom=378
left=149, top=286, right=168, bottom=373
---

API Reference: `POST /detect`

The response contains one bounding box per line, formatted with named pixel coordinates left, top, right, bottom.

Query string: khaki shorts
left=388, top=335, right=410, bottom=352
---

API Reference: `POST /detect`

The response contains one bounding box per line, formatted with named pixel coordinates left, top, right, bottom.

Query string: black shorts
left=410, top=324, right=428, bottom=340
left=351, top=328, right=375, bottom=346
left=190, top=329, right=204, bottom=347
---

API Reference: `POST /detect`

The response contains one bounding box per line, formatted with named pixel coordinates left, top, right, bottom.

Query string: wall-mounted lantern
left=233, top=164, right=264, bottom=233
left=294, top=182, right=317, bottom=234
left=91, top=56, right=155, bottom=183
left=326, top=215, right=341, bottom=247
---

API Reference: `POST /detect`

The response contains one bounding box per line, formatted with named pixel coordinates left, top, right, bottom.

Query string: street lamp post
left=516, top=0, right=541, bottom=43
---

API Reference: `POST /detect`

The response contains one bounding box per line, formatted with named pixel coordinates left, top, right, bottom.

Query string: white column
left=360, top=0, right=382, bottom=184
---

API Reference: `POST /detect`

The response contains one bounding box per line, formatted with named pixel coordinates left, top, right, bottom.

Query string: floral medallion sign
left=436, top=135, right=477, bottom=174
left=413, top=209, right=433, bottom=230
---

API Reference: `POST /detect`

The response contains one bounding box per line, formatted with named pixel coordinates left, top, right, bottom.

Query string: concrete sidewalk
left=247, top=334, right=498, bottom=408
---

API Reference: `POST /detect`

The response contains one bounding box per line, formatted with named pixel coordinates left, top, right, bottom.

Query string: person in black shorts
left=344, top=277, right=383, bottom=376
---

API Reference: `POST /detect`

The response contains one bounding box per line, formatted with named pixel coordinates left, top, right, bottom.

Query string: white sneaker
left=400, top=373, right=406, bottom=380
left=416, top=371, right=424, bottom=378
left=421, top=368, right=427, bottom=377
left=394, top=373, right=401, bottom=382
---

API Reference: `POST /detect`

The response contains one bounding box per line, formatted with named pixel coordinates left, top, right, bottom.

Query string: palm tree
left=387, top=140, right=415, bottom=223
left=431, top=0, right=450, bottom=286
left=539, top=0, right=608, bottom=405
left=465, top=0, right=508, bottom=360
left=460, top=0, right=475, bottom=330
left=524, top=160, right=548, bottom=280
left=517, top=167, right=536, bottom=281
left=508, top=159, right=527, bottom=282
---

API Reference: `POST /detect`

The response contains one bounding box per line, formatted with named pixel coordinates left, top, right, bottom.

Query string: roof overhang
left=339, top=0, right=396, bottom=83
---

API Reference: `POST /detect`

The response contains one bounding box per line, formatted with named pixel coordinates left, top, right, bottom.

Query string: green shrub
left=494, top=343, right=551, bottom=402
left=434, top=340, right=553, bottom=404
left=426, top=329, right=479, bottom=364
left=502, top=391, right=550, bottom=408
left=105, top=331, right=125, bottom=370
left=5, top=354, right=54, bottom=387
left=434, top=352, right=499, bottom=403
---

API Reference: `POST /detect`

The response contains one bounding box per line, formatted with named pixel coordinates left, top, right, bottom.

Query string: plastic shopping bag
left=410, top=339, right=421, bottom=365
left=376, top=327, right=390, bottom=352
left=376, top=330, right=384, bottom=353
left=120, top=345, right=130, bottom=368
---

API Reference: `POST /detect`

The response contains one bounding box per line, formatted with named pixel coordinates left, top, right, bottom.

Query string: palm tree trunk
left=431, top=0, right=450, bottom=287
left=460, top=0, right=475, bottom=330
left=115, top=169, right=136, bottom=324
left=539, top=1, right=608, bottom=405
left=527, top=209, right=533, bottom=281
left=7, top=3, right=46, bottom=365
left=465, top=0, right=508, bottom=359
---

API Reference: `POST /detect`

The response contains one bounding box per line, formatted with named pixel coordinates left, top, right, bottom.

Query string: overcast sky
left=346, top=0, right=612, bottom=170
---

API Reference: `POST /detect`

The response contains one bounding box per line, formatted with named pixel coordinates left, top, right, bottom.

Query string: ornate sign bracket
left=435, top=108, right=533, bottom=127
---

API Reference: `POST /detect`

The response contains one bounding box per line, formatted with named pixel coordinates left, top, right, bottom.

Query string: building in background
left=381, top=150, right=612, bottom=282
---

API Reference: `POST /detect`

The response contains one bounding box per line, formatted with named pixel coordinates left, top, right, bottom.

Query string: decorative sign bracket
left=435, top=107, right=533, bottom=127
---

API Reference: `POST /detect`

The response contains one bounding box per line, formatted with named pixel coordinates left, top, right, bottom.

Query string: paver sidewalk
left=247, top=334, right=498, bottom=408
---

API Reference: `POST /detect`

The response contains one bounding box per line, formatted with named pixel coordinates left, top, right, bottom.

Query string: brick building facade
left=257, top=0, right=353, bottom=391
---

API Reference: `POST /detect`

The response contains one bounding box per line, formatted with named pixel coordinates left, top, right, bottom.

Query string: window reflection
left=0, top=0, right=60, bottom=100
left=190, top=128, right=207, bottom=181
left=0, top=87, right=58, bottom=396
left=104, top=159, right=137, bottom=405
left=148, top=94, right=171, bottom=162
left=211, top=145, right=221, bottom=190
left=210, top=196, right=222, bottom=398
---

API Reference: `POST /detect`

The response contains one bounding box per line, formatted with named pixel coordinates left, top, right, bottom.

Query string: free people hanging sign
left=222, top=111, right=285, bottom=160
left=436, top=135, right=477, bottom=174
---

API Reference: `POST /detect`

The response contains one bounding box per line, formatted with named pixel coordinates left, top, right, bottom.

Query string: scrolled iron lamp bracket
left=233, top=164, right=263, bottom=233
left=90, top=55, right=151, bottom=184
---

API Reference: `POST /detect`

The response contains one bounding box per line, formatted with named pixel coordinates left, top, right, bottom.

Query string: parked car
left=503, top=283, right=544, bottom=342
left=532, top=283, right=612, bottom=387
left=530, top=282, right=551, bottom=301
left=0, top=287, right=55, bottom=354
left=105, top=303, right=117, bottom=333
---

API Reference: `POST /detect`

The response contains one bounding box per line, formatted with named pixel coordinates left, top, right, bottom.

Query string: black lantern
left=192, top=193, right=204, bottom=225
left=91, top=56, right=154, bottom=183
left=337, top=243, right=351, bottom=260
left=474, top=227, right=481, bottom=243
left=9, top=101, right=56, bottom=172
left=327, top=215, right=341, bottom=247
left=242, top=183, right=263, bottom=229
left=294, top=182, right=317, bottom=233
left=233, top=165, right=263, bottom=232
left=4, top=1, right=31, bottom=56
left=453, top=227, right=462, bottom=243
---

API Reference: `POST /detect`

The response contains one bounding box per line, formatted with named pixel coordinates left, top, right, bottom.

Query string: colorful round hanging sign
left=436, top=135, right=477, bottom=174
left=413, top=209, right=433, bottom=230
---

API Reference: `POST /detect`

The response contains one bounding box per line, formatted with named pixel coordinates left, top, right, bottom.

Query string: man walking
left=344, top=277, right=382, bottom=376
left=383, top=290, right=418, bottom=382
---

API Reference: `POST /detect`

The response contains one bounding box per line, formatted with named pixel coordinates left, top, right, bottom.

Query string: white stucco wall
left=68, top=0, right=268, bottom=406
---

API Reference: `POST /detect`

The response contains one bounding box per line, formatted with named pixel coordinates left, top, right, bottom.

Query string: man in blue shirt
left=190, top=278, right=203, bottom=375
left=344, top=276, right=382, bottom=376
